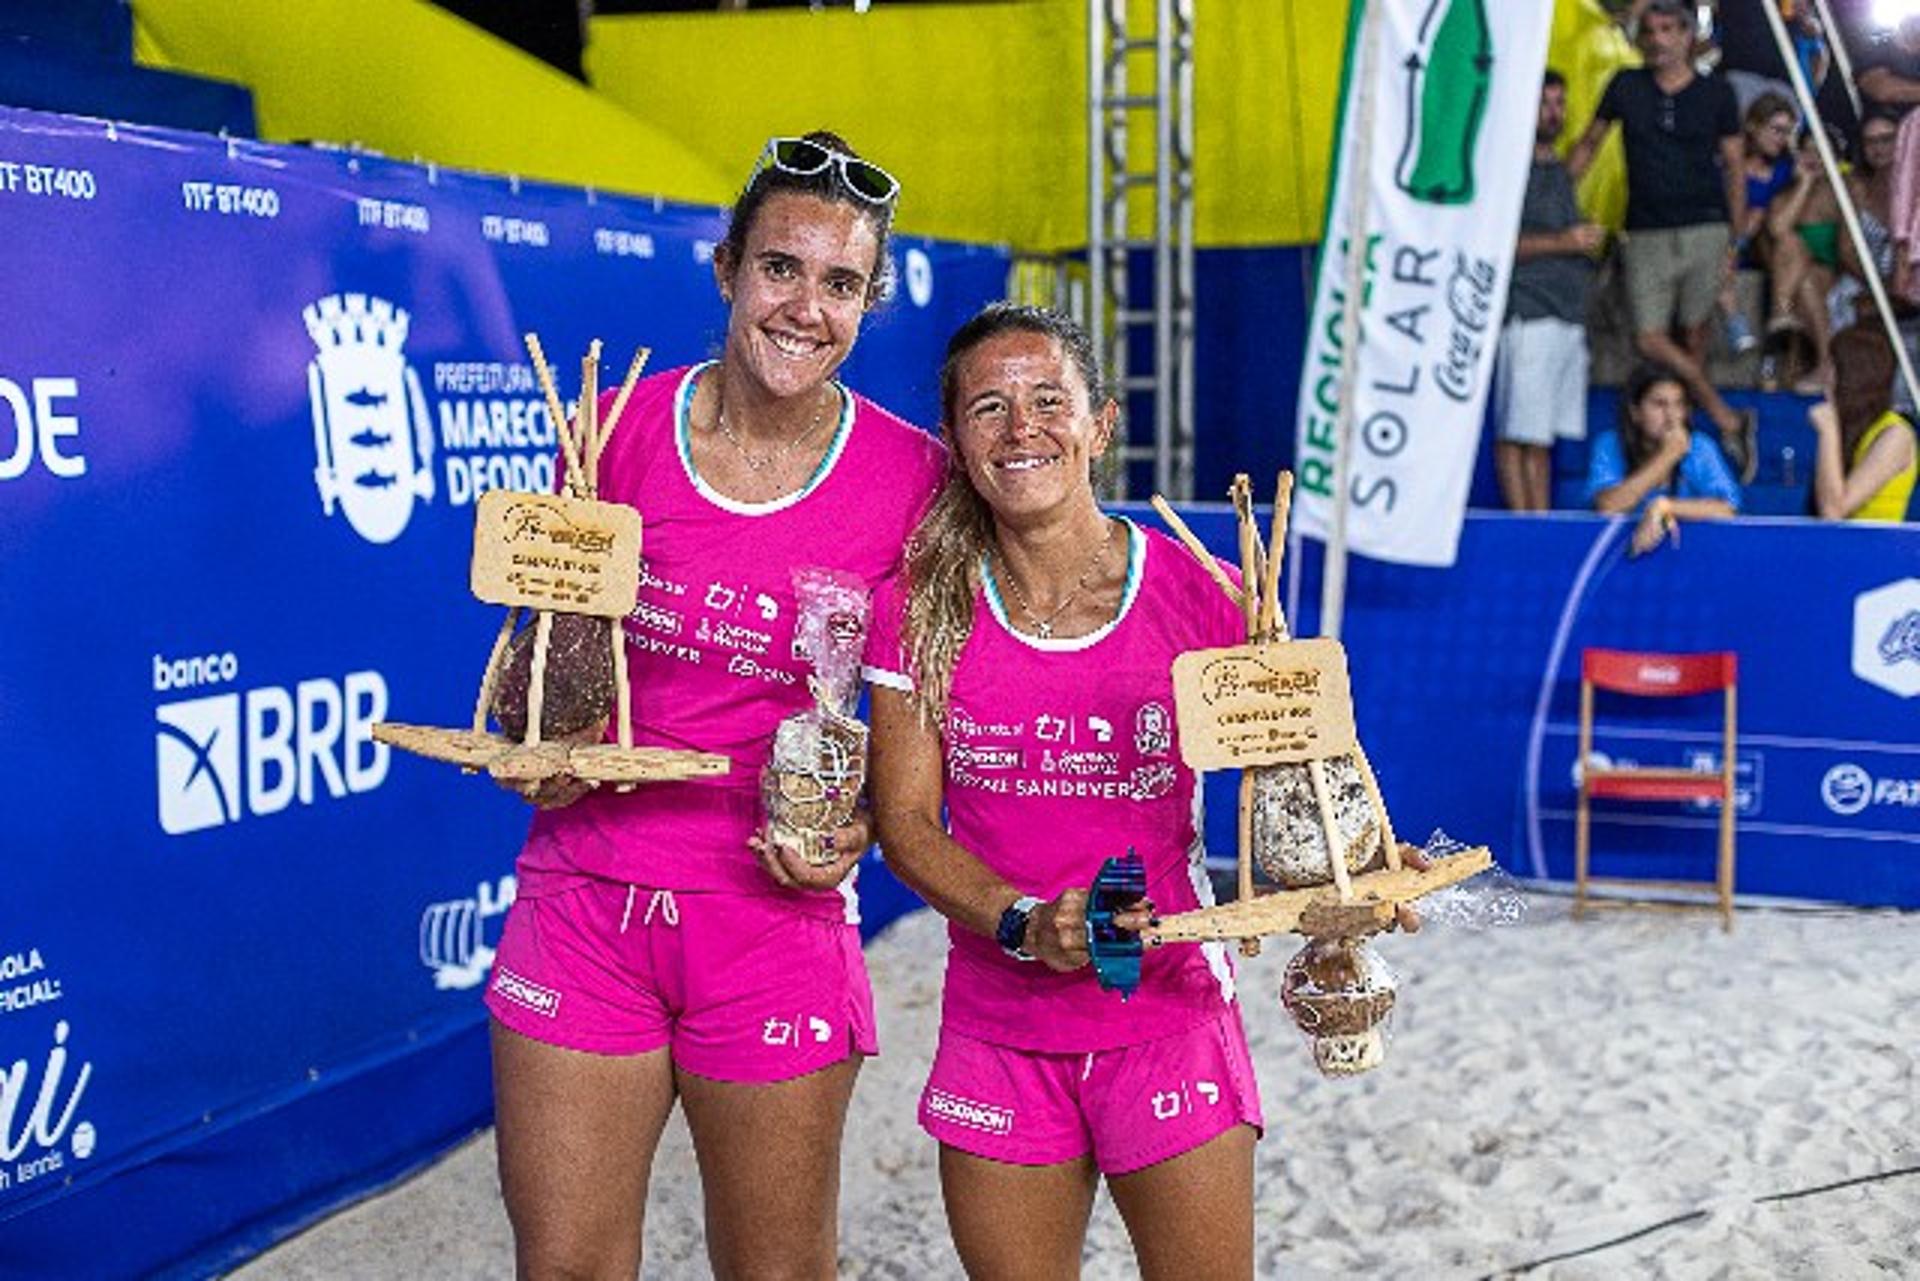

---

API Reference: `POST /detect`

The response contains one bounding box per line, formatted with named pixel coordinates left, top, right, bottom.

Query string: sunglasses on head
left=754, top=137, right=900, bottom=206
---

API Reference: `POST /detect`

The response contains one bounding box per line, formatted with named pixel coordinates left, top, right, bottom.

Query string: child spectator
left=1588, top=362, right=1743, bottom=555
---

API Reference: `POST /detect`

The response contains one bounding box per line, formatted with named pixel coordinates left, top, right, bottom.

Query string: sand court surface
left=236, top=892, right=1919, bottom=1279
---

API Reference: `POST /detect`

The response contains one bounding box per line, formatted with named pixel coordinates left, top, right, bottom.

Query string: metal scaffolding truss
left=1087, top=0, right=1194, bottom=499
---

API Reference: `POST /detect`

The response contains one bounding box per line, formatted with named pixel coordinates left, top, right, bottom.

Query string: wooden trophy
left=373, top=335, right=729, bottom=794
left=1087, top=472, right=1492, bottom=1074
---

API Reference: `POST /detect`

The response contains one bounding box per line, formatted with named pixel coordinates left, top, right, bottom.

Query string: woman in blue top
left=1587, top=362, right=1741, bottom=555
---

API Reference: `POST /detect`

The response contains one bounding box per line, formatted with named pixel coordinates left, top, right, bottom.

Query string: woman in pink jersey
left=483, top=132, right=945, bottom=1279
left=867, top=304, right=1262, bottom=1279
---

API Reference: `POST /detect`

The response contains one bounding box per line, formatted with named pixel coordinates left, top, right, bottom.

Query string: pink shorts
left=918, top=1010, right=1263, bottom=1176
left=484, top=878, right=877, bottom=1084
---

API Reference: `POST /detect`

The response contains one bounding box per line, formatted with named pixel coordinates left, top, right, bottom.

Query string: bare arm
left=869, top=686, right=1117, bottom=970
left=1838, top=178, right=1869, bottom=280
left=1517, top=224, right=1604, bottom=261
left=1766, top=170, right=1819, bottom=238
left=1566, top=114, right=1613, bottom=182
left=1593, top=433, right=1688, bottom=514
left=1720, top=134, right=1748, bottom=244
left=1859, top=67, right=1920, bottom=108
left=1812, top=405, right=1917, bottom=518
left=1663, top=497, right=1736, bottom=520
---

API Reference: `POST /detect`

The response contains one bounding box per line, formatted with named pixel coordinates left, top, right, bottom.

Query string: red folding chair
left=1575, top=648, right=1738, bottom=931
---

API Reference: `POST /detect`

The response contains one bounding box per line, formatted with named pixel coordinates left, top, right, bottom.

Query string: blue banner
left=1134, top=508, right=1920, bottom=910
left=0, top=105, right=1006, bottom=1277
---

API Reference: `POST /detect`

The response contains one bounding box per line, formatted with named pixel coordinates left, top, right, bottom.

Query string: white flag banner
left=1293, top=0, right=1553, bottom=567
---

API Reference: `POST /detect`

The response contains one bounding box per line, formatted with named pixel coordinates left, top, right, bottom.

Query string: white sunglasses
left=752, top=136, right=900, bottom=206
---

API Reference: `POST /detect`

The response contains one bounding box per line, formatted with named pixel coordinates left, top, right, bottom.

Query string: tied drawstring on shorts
left=619, top=887, right=680, bottom=933
left=644, top=888, right=679, bottom=928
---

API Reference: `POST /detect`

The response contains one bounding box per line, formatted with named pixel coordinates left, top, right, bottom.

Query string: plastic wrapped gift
left=1280, top=935, right=1398, bottom=1077
left=763, top=569, right=872, bottom=866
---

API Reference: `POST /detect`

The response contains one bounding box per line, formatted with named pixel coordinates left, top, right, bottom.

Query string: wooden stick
left=594, top=346, right=650, bottom=483
left=525, top=610, right=556, bottom=747
left=1148, top=494, right=1243, bottom=609
left=1308, top=758, right=1356, bottom=902
left=1140, top=847, right=1493, bottom=944
left=1230, top=475, right=1260, bottom=642
left=1352, top=744, right=1401, bottom=871
left=472, top=607, right=522, bottom=737
left=580, top=339, right=602, bottom=499
left=1259, top=471, right=1294, bottom=641
left=609, top=614, right=634, bottom=790
left=525, top=333, right=585, bottom=495
left=1237, top=770, right=1260, bottom=957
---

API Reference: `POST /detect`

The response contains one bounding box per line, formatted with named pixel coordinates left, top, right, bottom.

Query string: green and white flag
left=1293, top=0, right=1553, bottom=567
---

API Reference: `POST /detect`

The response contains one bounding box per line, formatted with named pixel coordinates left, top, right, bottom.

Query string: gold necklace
left=715, top=381, right=831, bottom=477
left=996, top=521, right=1114, bottom=640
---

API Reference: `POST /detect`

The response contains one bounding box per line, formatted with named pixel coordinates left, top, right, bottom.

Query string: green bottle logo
left=1394, top=0, right=1493, bottom=205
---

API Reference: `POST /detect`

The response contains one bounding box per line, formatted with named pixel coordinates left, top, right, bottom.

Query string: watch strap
left=996, top=895, right=1043, bottom=961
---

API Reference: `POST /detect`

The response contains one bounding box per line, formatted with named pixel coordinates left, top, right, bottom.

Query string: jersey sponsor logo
left=926, top=1088, right=1013, bottom=1136
left=1150, top=1078, right=1221, bottom=1121
left=1129, top=762, right=1178, bottom=801
left=490, top=966, right=561, bottom=1018
left=952, top=743, right=1022, bottom=772
left=1855, top=580, right=1920, bottom=698
left=949, top=704, right=1025, bottom=740
left=1135, top=703, right=1172, bottom=756
left=761, top=1014, right=834, bottom=1048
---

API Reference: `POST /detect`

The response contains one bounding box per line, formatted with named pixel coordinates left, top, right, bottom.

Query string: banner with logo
left=1144, top=507, right=1920, bottom=910
left=0, top=105, right=1006, bottom=1276
left=1293, top=0, right=1553, bottom=566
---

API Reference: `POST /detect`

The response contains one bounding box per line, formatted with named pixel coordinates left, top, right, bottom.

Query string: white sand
left=236, top=893, right=1920, bottom=1279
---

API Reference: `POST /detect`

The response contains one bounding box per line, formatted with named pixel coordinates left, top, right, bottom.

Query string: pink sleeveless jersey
left=517, top=363, right=946, bottom=915
left=865, top=521, right=1249, bottom=1052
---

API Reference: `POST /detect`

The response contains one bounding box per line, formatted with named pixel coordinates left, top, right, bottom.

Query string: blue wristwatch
left=995, top=896, right=1042, bottom=961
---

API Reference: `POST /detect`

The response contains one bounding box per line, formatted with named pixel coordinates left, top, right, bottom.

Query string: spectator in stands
left=1712, top=0, right=1854, bottom=134
left=1588, top=362, right=1743, bottom=555
left=1569, top=0, right=1759, bottom=484
left=1811, top=323, right=1917, bottom=520
left=1717, top=91, right=1797, bottom=353
left=1855, top=15, right=1920, bottom=304
left=1833, top=107, right=1907, bottom=331
left=1496, top=70, right=1602, bottom=513
left=1761, top=127, right=1842, bottom=391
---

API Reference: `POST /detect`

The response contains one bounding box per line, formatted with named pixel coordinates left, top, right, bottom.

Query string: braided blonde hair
left=902, top=304, right=1108, bottom=724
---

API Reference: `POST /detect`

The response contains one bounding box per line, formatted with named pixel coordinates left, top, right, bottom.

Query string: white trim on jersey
left=672, top=361, right=855, bottom=516
left=978, top=515, right=1146, bottom=652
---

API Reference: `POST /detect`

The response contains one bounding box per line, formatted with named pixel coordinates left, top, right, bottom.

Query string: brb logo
left=151, top=650, right=390, bottom=835
left=1854, top=579, right=1920, bottom=699
left=303, top=293, right=435, bottom=544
